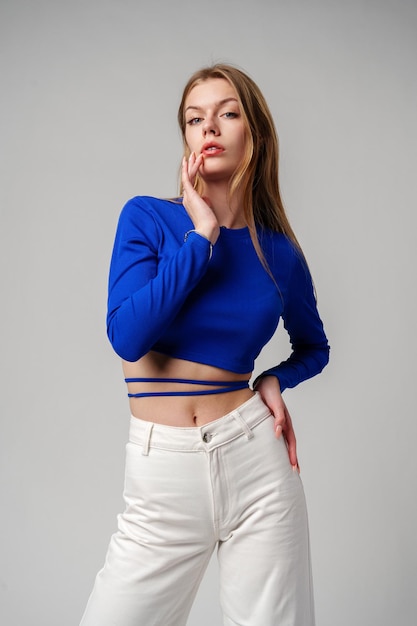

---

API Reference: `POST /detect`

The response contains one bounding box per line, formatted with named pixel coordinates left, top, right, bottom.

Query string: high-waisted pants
left=80, top=393, right=315, bottom=625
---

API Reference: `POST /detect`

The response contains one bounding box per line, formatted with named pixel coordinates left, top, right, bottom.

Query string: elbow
left=106, top=320, right=144, bottom=362
left=108, top=337, right=143, bottom=363
left=316, top=343, right=330, bottom=374
left=296, top=342, right=330, bottom=379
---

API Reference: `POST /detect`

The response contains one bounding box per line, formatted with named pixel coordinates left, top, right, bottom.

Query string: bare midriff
left=123, top=351, right=255, bottom=427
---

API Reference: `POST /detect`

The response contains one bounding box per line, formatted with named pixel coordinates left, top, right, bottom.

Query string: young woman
left=80, top=64, right=329, bottom=626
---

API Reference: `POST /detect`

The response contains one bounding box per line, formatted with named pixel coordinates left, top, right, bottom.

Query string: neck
left=202, top=182, right=246, bottom=229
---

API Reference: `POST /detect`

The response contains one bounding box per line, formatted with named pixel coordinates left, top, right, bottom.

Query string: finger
left=284, top=424, right=298, bottom=470
left=188, top=152, right=203, bottom=180
left=187, top=151, right=196, bottom=177
left=274, top=420, right=284, bottom=438
left=182, top=156, right=189, bottom=179
left=182, top=156, right=194, bottom=190
left=270, top=403, right=285, bottom=436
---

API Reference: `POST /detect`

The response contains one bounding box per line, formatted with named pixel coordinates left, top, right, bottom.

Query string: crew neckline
left=175, top=199, right=250, bottom=237
left=219, top=224, right=250, bottom=238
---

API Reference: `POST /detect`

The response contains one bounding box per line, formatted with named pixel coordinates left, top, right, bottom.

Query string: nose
left=202, top=116, right=219, bottom=136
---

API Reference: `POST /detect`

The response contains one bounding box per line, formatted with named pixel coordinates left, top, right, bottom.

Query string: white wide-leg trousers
left=80, top=393, right=315, bottom=625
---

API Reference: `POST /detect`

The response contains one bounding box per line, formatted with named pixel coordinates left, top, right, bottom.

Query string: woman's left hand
left=254, top=375, right=300, bottom=472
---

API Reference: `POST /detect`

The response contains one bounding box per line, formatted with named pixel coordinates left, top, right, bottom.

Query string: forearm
left=107, top=231, right=212, bottom=361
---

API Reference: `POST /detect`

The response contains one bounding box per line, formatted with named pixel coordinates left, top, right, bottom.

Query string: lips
left=201, top=142, right=224, bottom=156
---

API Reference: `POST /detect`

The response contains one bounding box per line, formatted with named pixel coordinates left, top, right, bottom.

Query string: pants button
left=202, top=432, right=212, bottom=443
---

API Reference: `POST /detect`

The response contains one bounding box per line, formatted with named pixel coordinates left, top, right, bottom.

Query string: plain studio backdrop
left=1, top=0, right=416, bottom=624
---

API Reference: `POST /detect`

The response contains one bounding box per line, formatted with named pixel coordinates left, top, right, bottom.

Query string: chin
left=201, top=164, right=234, bottom=182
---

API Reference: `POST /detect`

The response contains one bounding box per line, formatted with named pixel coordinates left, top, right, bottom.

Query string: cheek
left=184, top=128, right=198, bottom=150
left=235, top=123, right=247, bottom=148
left=236, top=131, right=248, bottom=158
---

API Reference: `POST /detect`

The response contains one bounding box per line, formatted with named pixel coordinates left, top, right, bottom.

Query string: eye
left=187, top=117, right=203, bottom=126
left=223, top=111, right=238, bottom=119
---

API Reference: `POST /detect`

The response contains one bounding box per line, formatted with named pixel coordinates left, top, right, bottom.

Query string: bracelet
left=184, top=229, right=213, bottom=260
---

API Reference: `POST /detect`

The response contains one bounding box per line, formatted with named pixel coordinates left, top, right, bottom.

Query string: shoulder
left=116, top=196, right=188, bottom=236
left=119, top=195, right=183, bottom=223
left=259, top=229, right=301, bottom=268
left=259, top=229, right=311, bottom=289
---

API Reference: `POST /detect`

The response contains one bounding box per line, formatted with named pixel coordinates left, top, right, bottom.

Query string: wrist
left=254, top=374, right=281, bottom=395
left=183, top=229, right=214, bottom=260
left=194, top=223, right=220, bottom=245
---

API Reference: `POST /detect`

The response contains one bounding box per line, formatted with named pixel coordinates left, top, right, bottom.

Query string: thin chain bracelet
left=184, top=229, right=213, bottom=260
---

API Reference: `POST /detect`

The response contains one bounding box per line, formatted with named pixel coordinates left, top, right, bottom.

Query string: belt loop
left=142, top=422, right=154, bottom=456
left=232, top=410, right=254, bottom=440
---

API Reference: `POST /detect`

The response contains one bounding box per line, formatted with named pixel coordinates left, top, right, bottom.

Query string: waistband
left=128, top=392, right=272, bottom=454
left=125, top=377, right=250, bottom=398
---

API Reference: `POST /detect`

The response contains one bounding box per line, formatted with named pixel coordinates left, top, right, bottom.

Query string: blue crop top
left=107, top=196, right=329, bottom=393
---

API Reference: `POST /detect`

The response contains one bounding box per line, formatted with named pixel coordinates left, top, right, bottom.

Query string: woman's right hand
left=181, top=153, right=220, bottom=245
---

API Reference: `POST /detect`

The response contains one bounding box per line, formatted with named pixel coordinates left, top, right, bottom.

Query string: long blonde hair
left=177, top=63, right=302, bottom=267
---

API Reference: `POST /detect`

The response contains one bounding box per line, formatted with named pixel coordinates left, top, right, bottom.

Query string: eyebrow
left=184, top=97, right=239, bottom=113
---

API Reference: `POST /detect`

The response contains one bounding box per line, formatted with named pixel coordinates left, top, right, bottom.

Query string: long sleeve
left=256, top=245, right=329, bottom=392
left=106, top=199, right=211, bottom=362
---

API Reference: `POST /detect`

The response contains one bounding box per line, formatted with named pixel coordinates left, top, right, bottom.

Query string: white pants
left=80, top=393, right=315, bottom=625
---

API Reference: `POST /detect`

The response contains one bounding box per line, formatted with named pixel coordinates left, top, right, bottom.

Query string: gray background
left=1, top=0, right=416, bottom=624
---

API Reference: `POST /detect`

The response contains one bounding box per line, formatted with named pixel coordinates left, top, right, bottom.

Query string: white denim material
left=80, top=393, right=315, bottom=626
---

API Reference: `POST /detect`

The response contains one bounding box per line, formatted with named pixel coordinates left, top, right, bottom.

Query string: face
left=184, top=78, right=247, bottom=184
